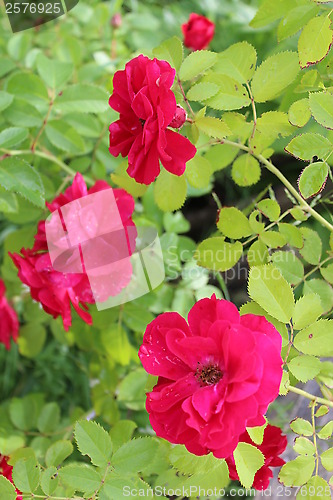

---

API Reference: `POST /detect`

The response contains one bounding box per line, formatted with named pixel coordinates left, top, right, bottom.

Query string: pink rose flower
left=226, top=424, right=288, bottom=490
left=109, top=54, right=196, bottom=185
left=138, top=295, right=283, bottom=458
left=10, top=173, right=135, bottom=330
left=0, top=279, right=19, bottom=350
left=182, top=13, right=215, bottom=51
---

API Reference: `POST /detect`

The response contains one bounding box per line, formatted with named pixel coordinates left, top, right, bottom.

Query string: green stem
left=220, top=139, right=333, bottom=233
left=0, top=148, right=94, bottom=186
left=288, top=385, right=333, bottom=408
left=216, top=272, right=230, bottom=301
left=311, top=403, right=320, bottom=476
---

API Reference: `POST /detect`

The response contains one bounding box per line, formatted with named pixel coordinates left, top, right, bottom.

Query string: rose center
left=196, top=363, right=223, bottom=386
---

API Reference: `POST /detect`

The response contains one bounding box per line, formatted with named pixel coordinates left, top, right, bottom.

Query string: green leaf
left=0, top=157, right=45, bottom=209
left=0, top=127, right=28, bottom=149
left=300, top=227, right=322, bottom=265
left=154, top=170, right=187, bottom=212
left=318, top=421, right=333, bottom=440
left=195, top=237, right=243, bottom=272
left=247, top=240, right=269, bottom=267
left=231, top=154, right=261, bottom=187
left=278, top=5, right=319, bottom=42
left=37, top=403, right=60, bottom=434
left=285, top=133, right=332, bottom=161
left=112, top=438, right=158, bottom=474
left=259, top=230, right=287, bottom=249
left=6, top=72, right=48, bottom=108
left=290, top=207, right=308, bottom=222
left=9, top=396, right=40, bottom=432
left=293, top=437, right=315, bottom=456
left=37, top=54, right=73, bottom=89
left=279, top=371, right=290, bottom=396
left=187, top=82, right=219, bottom=101
left=109, top=421, right=137, bottom=452
left=111, top=163, right=148, bottom=198
left=164, top=212, right=190, bottom=234
left=45, top=120, right=86, bottom=154
left=40, top=467, right=59, bottom=496
left=288, top=355, right=321, bottom=382
left=294, top=319, right=333, bottom=356
left=309, top=91, right=333, bottom=130
left=170, top=445, right=225, bottom=475
left=298, top=15, right=333, bottom=69
left=214, top=42, right=257, bottom=83
left=246, top=420, right=267, bottom=446
left=205, top=143, right=238, bottom=172
left=12, top=457, right=40, bottom=493
left=251, top=51, right=300, bottom=103
left=289, top=99, right=311, bottom=128
left=217, top=207, right=252, bottom=239
left=293, top=294, right=323, bottom=330
left=271, top=251, right=304, bottom=286
left=233, top=442, right=265, bottom=489
left=18, top=323, right=46, bottom=358
left=3, top=98, right=43, bottom=128
left=179, top=50, right=217, bottom=81
left=297, top=476, right=331, bottom=499
left=0, top=91, right=13, bottom=112
left=315, top=405, right=329, bottom=417
left=55, top=84, right=109, bottom=113
left=59, top=463, right=101, bottom=495
left=195, top=116, right=230, bottom=139
left=321, top=448, right=333, bottom=471
left=153, top=36, right=183, bottom=72
left=0, top=190, right=18, bottom=214
left=298, top=162, right=328, bottom=199
left=321, top=264, right=333, bottom=284
left=203, top=75, right=250, bottom=110
left=279, top=455, right=315, bottom=486
left=303, top=279, right=333, bottom=313
left=250, top=0, right=295, bottom=29
left=117, top=368, right=148, bottom=411
left=74, top=420, right=112, bottom=467
left=248, top=264, right=295, bottom=322
left=45, top=440, right=73, bottom=467
left=0, top=476, right=16, bottom=500
left=0, top=429, right=25, bottom=455
left=278, top=223, right=303, bottom=249
left=185, top=155, right=212, bottom=189
left=257, top=199, right=281, bottom=221
left=0, top=57, right=15, bottom=79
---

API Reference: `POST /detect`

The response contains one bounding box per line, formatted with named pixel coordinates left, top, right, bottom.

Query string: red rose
left=138, top=295, right=283, bottom=458
left=0, top=279, right=19, bottom=350
left=109, top=55, right=196, bottom=185
left=0, top=456, right=22, bottom=499
left=10, top=173, right=135, bottom=330
left=226, top=424, right=288, bottom=490
left=182, top=13, right=215, bottom=51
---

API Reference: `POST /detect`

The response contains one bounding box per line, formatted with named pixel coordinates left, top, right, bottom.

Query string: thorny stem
left=288, top=385, right=333, bottom=409
left=177, top=76, right=195, bottom=117
left=245, top=82, right=257, bottom=142
left=0, top=148, right=94, bottom=186
left=311, top=403, right=320, bottom=476
left=294, top=255, right=333, bottom=290
left=219, top=139, right=333, bottom=233
left=31, top=92, right=55, bottom=152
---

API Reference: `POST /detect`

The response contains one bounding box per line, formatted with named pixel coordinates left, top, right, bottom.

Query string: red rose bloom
left=182, top=13, right=215, bottom=51
left=0, top=455, right=22, bottom=499
left=226, top=424, right=288, bottom=490
left=109, top=55, right=196, bottom=185
left=0, top=279, right=19, bottom=350
left=138, top=295, right=283, bottom=458
left=10, top=173, right=135, bottom=331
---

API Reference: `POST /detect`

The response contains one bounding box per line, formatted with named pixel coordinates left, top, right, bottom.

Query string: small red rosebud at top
left=182, top=13, right=215, bottom=51
left=111, top=13, right=122, bottom=29
left=169, top=105, right=187, bottom=130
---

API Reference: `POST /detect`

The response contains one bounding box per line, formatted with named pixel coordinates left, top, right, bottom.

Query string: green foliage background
left=0, top=0, right=333, bottom=498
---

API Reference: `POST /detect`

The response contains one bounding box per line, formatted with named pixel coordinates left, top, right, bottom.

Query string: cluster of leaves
left=0, top=0, right=333, bottom=498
